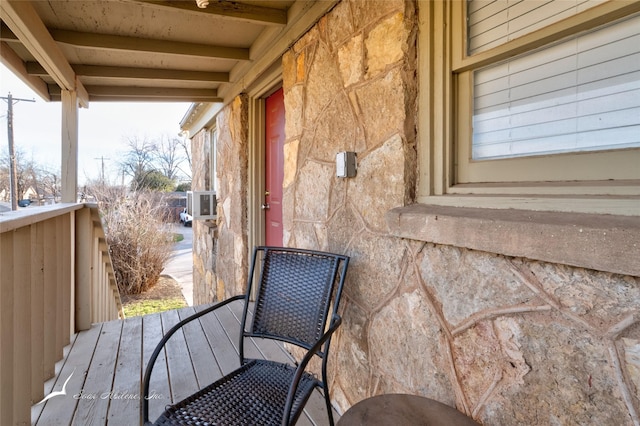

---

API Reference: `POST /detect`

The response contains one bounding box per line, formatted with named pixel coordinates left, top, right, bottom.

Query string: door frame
left=247, top=64, right=283, bottom=257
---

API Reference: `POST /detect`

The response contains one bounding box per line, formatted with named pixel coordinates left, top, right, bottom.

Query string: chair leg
left=323, top=385, right=335, bottom=426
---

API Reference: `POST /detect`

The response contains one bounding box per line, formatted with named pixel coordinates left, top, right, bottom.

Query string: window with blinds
left=468, top=0, right=606, bottom=55
left=471, top=13, right=640, bottom=160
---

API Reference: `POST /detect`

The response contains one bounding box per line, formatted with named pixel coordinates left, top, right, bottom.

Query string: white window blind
left=472, top=13, right=640, bottom=160
left=468, top=0, right=606, bottom=55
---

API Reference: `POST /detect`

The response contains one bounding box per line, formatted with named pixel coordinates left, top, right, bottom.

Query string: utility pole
left=94, top=156, right=110, bottom=184
left=2, top=92, right=35, bottom=210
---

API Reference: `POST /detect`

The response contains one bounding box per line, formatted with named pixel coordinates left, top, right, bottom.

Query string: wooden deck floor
left=31, top=300, right=338, bottom=426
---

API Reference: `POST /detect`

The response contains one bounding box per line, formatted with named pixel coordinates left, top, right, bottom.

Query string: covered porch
left=4, top=1, right=640, bottom=425
left=1, top=1, right=341, bottom=424
left=31, top=300, right=336, bottom=426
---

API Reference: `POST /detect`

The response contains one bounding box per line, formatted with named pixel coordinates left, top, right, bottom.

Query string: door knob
left=261, top=203, right=270, bottom=210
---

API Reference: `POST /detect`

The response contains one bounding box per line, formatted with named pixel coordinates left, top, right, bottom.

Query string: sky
left=0, top=63, right=191, bottom=184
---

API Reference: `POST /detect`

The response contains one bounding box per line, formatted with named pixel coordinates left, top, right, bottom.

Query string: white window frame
left=209, top=127, right=218, bottom=193
left=417, top=0, right=640, bottom=215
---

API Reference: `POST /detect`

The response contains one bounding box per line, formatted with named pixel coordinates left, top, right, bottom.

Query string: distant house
left=22, top=185, right=38, bottom=201
left=165, top=191, right=188, bottom=222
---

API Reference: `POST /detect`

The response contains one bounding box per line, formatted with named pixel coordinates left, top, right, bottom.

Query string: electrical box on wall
left=336, top=151, right=357, bottom=178
left=190, top=191, right=217, bottom=220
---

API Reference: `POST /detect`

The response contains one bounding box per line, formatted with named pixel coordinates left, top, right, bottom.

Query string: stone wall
left=191, top=96, right=249, bottom=305
left=211, top=96, right=249, bottom=301
left=277, top=1, right=640, bottom=425
left=200, top=0, right=640, bottom=424
left=189, top=130, right=216, bottom=304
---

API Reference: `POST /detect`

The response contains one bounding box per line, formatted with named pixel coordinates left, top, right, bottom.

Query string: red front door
left=264, top=88, right=285, bottom=247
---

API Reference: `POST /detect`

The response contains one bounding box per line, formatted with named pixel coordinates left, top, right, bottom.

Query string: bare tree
left=37, top=166, right=61, bottom=201
left=154, top=134, right=183, bottom=180
left=0, top=147, right=38, bottom=200
left=0, top=148, right=61, bottom=203
left=176, top=134, right=192, bottom=179
left=120, top=135, right=156, bottom=180
left=117, top=133, right=192, bottom=191
left=0, top=154, right=8, bottom=201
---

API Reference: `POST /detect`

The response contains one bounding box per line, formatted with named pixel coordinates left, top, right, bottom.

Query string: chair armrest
left=281, top=314, right=343, bottom=426
left=140, top=294, right=246, bottom=425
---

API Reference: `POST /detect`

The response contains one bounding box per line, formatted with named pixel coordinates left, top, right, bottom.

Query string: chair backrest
left=241, top=246, right=349, bottom=357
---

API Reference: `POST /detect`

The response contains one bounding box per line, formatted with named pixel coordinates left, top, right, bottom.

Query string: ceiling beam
left=27, top=62, right=229, bottom=83
left=50, top=29, right=250, bottom=61
left=134, top=0, right=287, bottom=26
left=0, top=1, right=89, bottom=107
left=0, top=22, right=19, bottom=41
left=0, top=42, right=50, bottom=100
left=48, top=84, right=222, bottom=102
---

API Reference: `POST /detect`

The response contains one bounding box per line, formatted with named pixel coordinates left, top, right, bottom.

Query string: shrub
left=93, top=186, right=173, bottom=295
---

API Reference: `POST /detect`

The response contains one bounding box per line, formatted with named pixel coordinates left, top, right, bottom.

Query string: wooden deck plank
left=215, top=301, right=264, bottom=360
left=34, top=323, right=103, bottom=425
left=72, top=319, right=123, bottom=426
left=225, top=301, right=337, bottom=425
left=177, top=307, right=223, bottom=389
left=30, top=334, right=72, bottom=423
left=195, top=304, right=242, bottom=376
left=141, top=313, right=172, bottom=421
left=107, top=315, right=143, bottom=426
left=160, top=309, right=199, bottom=403
left=33, top=303, right=339, bottom=426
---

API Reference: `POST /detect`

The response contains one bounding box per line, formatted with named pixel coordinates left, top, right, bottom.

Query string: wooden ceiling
left=0, top=0, right=336, bottom=105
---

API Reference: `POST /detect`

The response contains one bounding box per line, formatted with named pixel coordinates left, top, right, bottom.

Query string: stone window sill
left=385, top=204, right=640, bottom=277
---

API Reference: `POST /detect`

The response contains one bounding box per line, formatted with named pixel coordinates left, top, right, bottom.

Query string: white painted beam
left=0, top=0, right=89, bottom=107
left=50, top=29, right=250, bottom=61
left=27, top=62, right=229, bottom=83
left=48, top=85, right=222, bottom=103
left=0, top=42, right=50, bottom=101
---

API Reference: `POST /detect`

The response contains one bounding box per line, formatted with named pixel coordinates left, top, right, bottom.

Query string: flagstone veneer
left=191, top=1, right=640, bottom=424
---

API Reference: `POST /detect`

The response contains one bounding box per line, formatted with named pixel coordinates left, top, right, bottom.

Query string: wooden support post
left=61, top=90, right=78, bottom=203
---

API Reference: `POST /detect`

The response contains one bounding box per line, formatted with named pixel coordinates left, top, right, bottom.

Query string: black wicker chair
left=141, top=246, right=350, bottom=426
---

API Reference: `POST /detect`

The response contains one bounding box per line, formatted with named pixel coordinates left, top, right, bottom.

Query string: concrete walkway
left=163, top=223, right=194, bottom=306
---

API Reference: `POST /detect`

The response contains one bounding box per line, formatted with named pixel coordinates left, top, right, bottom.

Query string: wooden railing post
left=75, top=206, right=92, bottom=331
left=1, top=229, right=16, bottom=424
left=30, top=221, right=45, bottom=405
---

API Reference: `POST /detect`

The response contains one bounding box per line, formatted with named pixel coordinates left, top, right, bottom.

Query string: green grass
left=123, top=298, right=187, bottom=317
left=172, top=233, right=184, bottom=243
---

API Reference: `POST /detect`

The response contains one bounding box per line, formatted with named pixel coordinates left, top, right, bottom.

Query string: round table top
left=337, top=394, right=481, bottom=426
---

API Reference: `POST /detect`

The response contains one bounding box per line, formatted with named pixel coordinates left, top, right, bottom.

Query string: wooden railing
left=0, top=203, right=123, bottom=425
